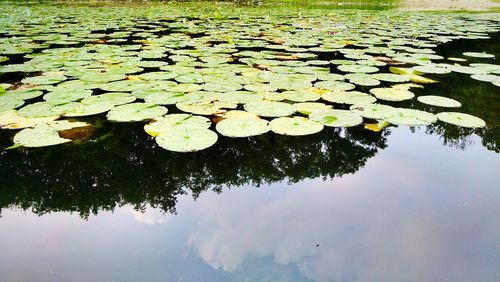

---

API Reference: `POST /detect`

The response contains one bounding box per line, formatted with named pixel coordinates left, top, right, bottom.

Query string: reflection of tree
left=0, top=123, right=388, bottom=218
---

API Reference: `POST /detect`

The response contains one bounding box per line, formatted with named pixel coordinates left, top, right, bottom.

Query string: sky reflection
left=0, top=128, right=499, bottom=282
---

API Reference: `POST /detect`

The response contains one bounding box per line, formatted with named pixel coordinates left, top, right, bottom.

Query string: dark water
left=0, top=16, right=499, bottom=282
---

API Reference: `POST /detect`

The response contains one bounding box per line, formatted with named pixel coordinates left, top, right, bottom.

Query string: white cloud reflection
left=123, top=205, right=172, bottom=225
left=185, top=152, right=500, bottom=282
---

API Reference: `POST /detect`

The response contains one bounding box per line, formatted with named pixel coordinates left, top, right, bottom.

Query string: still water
left=1, top=126, right=499, bottom=282
left=0, top=4, right=499, bottom=282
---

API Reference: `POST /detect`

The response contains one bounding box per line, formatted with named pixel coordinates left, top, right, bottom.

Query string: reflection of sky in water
left=0, top=127, right=499, bottom=282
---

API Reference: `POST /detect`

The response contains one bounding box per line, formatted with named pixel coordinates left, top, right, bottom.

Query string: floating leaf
left=386, top=108, right=436, bottom=126
left=13, top=120, right=89, bottom=148
left=43, top=89, right=92, bottom=103
left=82, top=92, right=136, bottom=106
left=309, top=109, right=363, bottom=127
left=350, top=104, right=398, bottom=119
left=0, top=109, right=59, bottom=129
left=365, top=120, right=389, bottom=132
left=436, top=112, right=486, bottom=128
left=156, top=128, right=218, bottom=152
left=21, top=75, right=67, bottom=85
left=216, top=117, right=269, bottom=138
left=369, top=88, right=414, bottom=102
left=280, top=90, right=321, bottom=102
left=269, top=116, right=323, bottom=136
left=417, top=96, right=461, bottom=108
left=372, top=73, right=410, bottom=83
left=145, top=114, right=211, bottom=137
left=107, top=103, right=167, bottom=122
left=244, top=101, right=295, bottom=117
left=144, top=92, right=190, bottom=105
left=338, top=64, right=378, bottom=73
left=177, top=101, right=236, bottom=115
left=462, top=52, right=495, bottom=59
left=17, top=101, right=79, bottom=117
left=322, top=91, right=376, bottom=105
left=293, top=102, right=332, bottom=115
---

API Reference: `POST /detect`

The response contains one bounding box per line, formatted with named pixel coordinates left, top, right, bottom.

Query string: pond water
left=0, top=3, right=499, bottom=282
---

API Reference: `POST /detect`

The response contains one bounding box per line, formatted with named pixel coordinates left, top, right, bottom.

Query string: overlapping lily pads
left=0, top=5, right=496, bottom=153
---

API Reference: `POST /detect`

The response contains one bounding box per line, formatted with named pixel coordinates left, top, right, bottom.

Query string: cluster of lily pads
left=0, top=6, right=498, bottom=152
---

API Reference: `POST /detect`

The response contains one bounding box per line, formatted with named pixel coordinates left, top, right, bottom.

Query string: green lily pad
left=0, top=109, right=59, bottom=129
left=4, top=89, right=44, bottom=100
left=280, top=90, right=321, bottom=102
left=13, top=120, right=89, bottom=148
left=349, top=77, right=381, bottom=87
left=145, top=114, right=211, bottom=137
left=216, top=117, right=270, bottom=138
left=138, top=71, right=177, bottom=81
left=309, top=109, right=363, bottom=127
left=293, top=102, right=332, bottom=115
left=462, top=52, right=495, bottom=59
left=17, top=101, right=80, bottom=117
left=144, top=92, right=190, bottom=105
left=269, top=116, right=323, bottom=136
left=202, top=80, right=243, bottom=92
left=80, top=73, right=126, bottom=83
left=470, top=74, right=500, bottom=83
left=436, top=112, right=486, bottom=128
left=156, top=128, right=218, bottom=153
left=82, top=92, right=136, bottom=106
left=369, top=88, right=414, bottom=102
left=349, top=103, right=398, bottom=119
left=386, top=108, right=437, bottom=126
left=106, top=103, right=167, bottom=122
left=372, top=73, right=410, bottom=83
left=64, top=102, right=114, bottom=117
left=413, top=64, right=451, bottom=74
left=244, top=101, right=295, bottom=117
left=0, top=96, right=24, bottom=112
left=417, top=96, right=461, bottom=108
left=21, top=75, right=67, bottom=85
left=43, top=89, right=93, bottom=103
left=177, top=101, right=236, bottom=115
left=338, top=64, right=378, bottom=73
left=314, top=81, right=355, bottom=92
left=322, top=91, right=376, bottom=105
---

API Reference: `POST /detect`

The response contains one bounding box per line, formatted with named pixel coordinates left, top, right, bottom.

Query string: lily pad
left=322, top=91, right=376, bottom=105
left=17, top=101, right=79, bottom=117
left=386, top=108, right=437, bottom=126
left=216, top=117, right=270, bottom=138
left=462, top=52, right=495, bottom=59
left=269, top=116, right=323, bottom=136
left=107, top=103, right=167, bottom=122
left=82, top=92, right=136, bottom=106
left=145, top=114, right=211, bottom=137
left=417, top=96, right=461, bottom=108
left=0, top=109, right=59, bottom=129
left=13, top=120, right=89, bottom=148
left=369, top=88, right=414, bottom=102
left=293, top=102, right=332, bottom=115
left=43, top=89, right=93, bottom=103
left=177, top=101, right=236, bottom=115
left=349, top=103, right=398, bottom=119
left=338, top=64, right=378, bottom=73
left=436, top=112, right=486, bottom=128
left=21, top=75, right=67, bottom=85
left=156, top=128, right=218, bottom=152
left=244, top=101, right=295, bottom=117
left=309, top=109, right=363, bottom=127
left=280, top=90, right=321, bottom=102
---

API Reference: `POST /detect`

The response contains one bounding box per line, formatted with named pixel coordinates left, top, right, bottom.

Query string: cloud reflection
left=186, top=152, right=500, bottom=282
